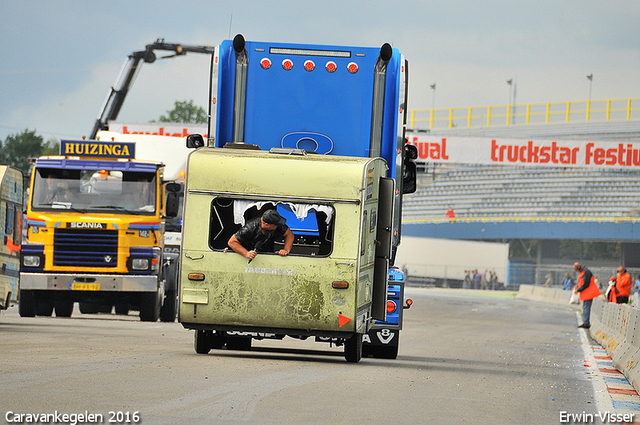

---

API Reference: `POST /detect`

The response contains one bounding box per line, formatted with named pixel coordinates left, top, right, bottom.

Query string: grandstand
left=403, top=164, right=640, bottom=220
left=401, top=98, right=640, bottom=286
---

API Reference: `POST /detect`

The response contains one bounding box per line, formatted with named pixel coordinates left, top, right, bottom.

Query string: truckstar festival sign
left=407, top=132, right=640, bottom=169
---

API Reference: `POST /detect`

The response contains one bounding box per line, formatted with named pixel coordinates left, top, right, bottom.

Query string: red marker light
left=304, top=60, right=315, bottom=71
left=386, top=300, right=397, bottom=314
left=282, top=59, right=294, bottom=71
left=260, top=58, right=272, bottom=69
left=325, top=61, right=337, bottom=73
left=347, top=62, right=358, bottom=74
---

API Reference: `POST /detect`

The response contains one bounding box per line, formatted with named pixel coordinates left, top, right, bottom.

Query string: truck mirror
left=186, top=134, right=205, bottom=149
left=165, top=182, right=182, bottom=193
left=402, top=144, right=417, bottom=194
left=165, top=191, right=179, bottom=218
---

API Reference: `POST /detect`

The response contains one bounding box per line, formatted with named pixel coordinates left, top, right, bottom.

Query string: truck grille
left=53, top=228, right=118, bottom=268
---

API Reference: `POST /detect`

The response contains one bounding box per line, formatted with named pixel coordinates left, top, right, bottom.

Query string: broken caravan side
left=179, top=148, right=393, bottom=362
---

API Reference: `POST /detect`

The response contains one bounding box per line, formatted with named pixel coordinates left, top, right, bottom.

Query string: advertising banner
left=407, top=132, right=640, bottom=169
left=108, top=122, right=208, bottom=138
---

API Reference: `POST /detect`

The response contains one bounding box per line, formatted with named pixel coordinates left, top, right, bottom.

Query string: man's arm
left=276, top=229, right=294, bottom=256
left=228, top=235, right=257, bottom=260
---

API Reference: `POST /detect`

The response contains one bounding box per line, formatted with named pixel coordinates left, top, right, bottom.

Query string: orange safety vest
left=617, top=272, right=632, bottom=297
left=578, top=270, right=601, bottom=301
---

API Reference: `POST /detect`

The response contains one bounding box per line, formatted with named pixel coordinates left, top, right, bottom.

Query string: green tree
left=0, top=129, right=59, bottom=175
left=157, top=100, right=207, bottom=124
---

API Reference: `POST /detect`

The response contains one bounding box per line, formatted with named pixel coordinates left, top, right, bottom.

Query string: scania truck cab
left=19, top=139, right=179, bottom=321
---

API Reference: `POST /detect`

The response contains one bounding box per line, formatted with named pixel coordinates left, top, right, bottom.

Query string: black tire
left=115, top=303, right=130, bottom=315
left=226, top=336, right=252, bottom=351
left=18, top=290, right=36, bottom=317
left=36, top=299, right=54, bottom=317
left=344, top=333, right=363, bottom=363
left=194, top=330, right=212, bottom=354
left=159, top=290, right=177, bottom=322
left=139, top=292, right=160, bottom=322
left=79, top=302, right=98, bottom=314
left=54, top=300, right=74, bottom=318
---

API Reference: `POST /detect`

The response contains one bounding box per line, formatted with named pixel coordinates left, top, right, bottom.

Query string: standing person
left=562, top=272, right=574, bottom=291
left=616, top=266, right=632, bottom=304
left=445, top=207, right=455, bottom=219
left=463, top=270, right=471, bottom=289
left=574, top=262, right=601, bottom=329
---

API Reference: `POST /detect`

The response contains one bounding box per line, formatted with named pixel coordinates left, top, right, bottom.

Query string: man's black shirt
left=234, top=217, right=289, bottom=252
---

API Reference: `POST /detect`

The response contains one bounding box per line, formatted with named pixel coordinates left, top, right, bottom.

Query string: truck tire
left=194, top=330, right=212, bottom=354
left=159, top=290, right=177, bottom=322
left=115, top=303, right=130, bottom=315
left=139, top=292, right=160, bottom=322
left=18, top=290, right=36, bottom=317
left=54, top=300, right=74, bottom=318
left=79, top=302, right=98, bottom=314
left=36, top=299, right=54, bottom=317
left=344, top=333, right=363, bottom=363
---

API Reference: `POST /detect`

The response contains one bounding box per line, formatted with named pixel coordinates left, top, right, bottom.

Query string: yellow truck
left=0, top=165, right=23, bottom=312
left=19, top=139, right=179, bottom=321
left=179, top=145, right=394, bottom=362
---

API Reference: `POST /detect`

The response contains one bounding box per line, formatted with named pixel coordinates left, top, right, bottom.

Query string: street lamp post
left=506, top=79, right=513, bottom=125
left=587, top=74, right=593, bottom=121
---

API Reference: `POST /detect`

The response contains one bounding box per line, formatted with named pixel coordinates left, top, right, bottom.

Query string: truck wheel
left=79, top=302, right=98, bottom=314
left=115, top=303, right=130, bottom=315
left=226, top=336, right=252, bottom=351
left=54, top=300, right=74, bottom=318
left=344, top=333, right=363, bottom=363
left=139, top=292, right=160, bottom=322
left=194, top=330, right=212, bottom=354
left=36, top=299, right=54, bottom=317
left=18, top=290, right=36, bottom=317
left=159, top=290, right=177, bottom=322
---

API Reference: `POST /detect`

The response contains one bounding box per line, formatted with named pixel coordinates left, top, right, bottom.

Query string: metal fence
left=408, top=98, right=640, bottom=130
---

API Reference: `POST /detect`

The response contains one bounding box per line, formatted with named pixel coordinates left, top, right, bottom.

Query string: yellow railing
left=408, top=98, right=640, bottom=130
left=403, top=216, right=640, bottom=225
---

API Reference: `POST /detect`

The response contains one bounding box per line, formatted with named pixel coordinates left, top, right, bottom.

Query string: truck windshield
left=31, top=168, right=157, bottom=214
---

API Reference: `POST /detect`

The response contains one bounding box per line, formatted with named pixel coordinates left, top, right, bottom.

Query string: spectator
left=543, top=273, right=553, bottom=287
left=445, top=207, right=455, bottom=219
left=574, top=262, right=601, bottom=329
left=616, top=266, right=632, bottom=304
left=562, top=272, right=574, bottom=291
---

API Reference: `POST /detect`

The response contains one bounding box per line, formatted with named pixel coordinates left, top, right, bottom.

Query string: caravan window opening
left=208, top=197, right=334, bottom=257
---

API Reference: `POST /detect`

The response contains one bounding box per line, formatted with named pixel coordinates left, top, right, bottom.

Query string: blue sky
left=1, top=0, right=639, bottom=141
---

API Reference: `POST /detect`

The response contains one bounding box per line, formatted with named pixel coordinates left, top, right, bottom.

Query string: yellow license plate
left=71, top=282, right=100, bottom=291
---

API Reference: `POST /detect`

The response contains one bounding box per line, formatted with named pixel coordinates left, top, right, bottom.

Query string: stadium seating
left=402, top=164, right=640, bottom=220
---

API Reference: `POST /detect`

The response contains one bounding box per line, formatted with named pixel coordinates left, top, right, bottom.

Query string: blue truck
left=181, top=35, right=415, bottom=361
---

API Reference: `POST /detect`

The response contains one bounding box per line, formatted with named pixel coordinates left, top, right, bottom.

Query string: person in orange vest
left=616, top=266, right=632, bottom=304
left=574, top=262, right=601, bottom=329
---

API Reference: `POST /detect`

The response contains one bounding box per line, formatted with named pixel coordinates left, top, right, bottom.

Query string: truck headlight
left=23, top=255, right=41, bottom=267
left=131, top=258, right=149, bottom=270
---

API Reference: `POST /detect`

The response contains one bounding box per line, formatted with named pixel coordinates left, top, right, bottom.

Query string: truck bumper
left=19, top=273, right=159, bottom=292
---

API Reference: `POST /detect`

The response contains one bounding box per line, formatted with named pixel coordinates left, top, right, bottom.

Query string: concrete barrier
left=515, top=284, right=578, bottom=309
left=517, top=285, right=640, bottom=392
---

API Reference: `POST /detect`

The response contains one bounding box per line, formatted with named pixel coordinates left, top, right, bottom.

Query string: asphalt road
left=0, top=288, right=596, bottom=425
